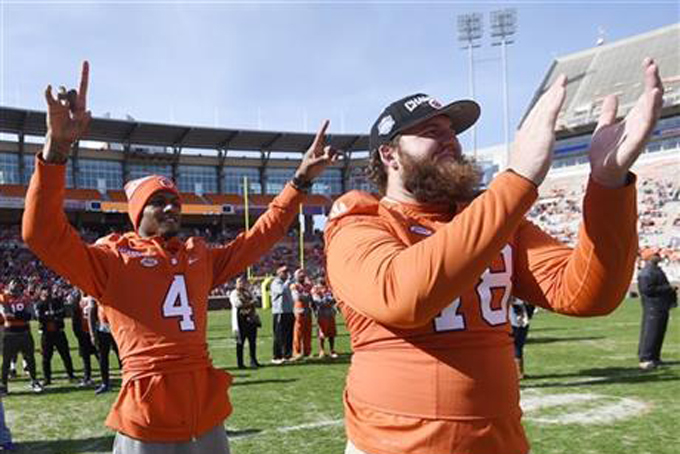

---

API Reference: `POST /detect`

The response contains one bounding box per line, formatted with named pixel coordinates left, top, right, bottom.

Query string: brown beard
left=399, top=149, right=481, bottom=208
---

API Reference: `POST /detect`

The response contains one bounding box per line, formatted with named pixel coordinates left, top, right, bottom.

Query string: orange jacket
left=22, top=157, right=305, bottom=442
left=325, top=171, right=637, bottom=454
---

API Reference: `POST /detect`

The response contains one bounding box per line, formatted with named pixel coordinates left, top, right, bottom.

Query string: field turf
left=3, top=297, right=677, bottom=453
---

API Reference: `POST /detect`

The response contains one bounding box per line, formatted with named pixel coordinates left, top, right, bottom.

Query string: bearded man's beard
left=400, top=150, right=481, bottom=208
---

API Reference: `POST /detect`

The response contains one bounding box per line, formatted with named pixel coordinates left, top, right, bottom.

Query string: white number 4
left=162, top=275, right=196, bottom=331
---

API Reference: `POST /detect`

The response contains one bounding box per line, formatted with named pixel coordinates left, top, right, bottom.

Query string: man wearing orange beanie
left=22, top=61, right=340, bottom=453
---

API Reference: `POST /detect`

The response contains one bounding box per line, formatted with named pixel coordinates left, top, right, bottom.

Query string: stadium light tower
left=457, top=12, right=483, bottom=158
left=490, top=8, right=517, bottom=168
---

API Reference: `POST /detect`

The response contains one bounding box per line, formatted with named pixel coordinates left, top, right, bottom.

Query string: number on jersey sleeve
left=161, top=275, right=196, bottom=331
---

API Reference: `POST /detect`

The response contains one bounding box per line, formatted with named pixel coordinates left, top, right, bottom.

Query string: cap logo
left=124, top=175, right=176, bottom=201
left=404, top=95, right=432, bottom=112
left=429, top=98, right=443, bottom=109
left=158, top=177, right=174, bottom=188
left=377, top=115, right=395, bottom=136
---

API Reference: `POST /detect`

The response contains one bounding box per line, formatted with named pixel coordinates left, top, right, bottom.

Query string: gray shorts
left=113, top=423, right=230, bottom=454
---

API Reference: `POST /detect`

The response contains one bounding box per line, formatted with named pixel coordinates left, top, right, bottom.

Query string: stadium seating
left=64, top=188, right=103, bottom=200
left=0, top=185, right=27, bottom=198
left=204, top=193, right=244, bottom=205
left=179, top=192, right=209, bottom=205
left=107, top=190, right=127, bottom=202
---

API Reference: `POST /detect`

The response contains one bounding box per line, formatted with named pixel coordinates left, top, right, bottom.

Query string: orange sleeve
left=22, top=157, right=114, bottom=299
left=325, top=171, right=537, bottom=329
left=512, top=175, right=638, bottom=316
left=210, top=183, right=306, bottom=287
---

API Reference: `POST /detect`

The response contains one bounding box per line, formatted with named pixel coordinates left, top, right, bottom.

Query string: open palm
left=589, top=58, right=664, bottom=187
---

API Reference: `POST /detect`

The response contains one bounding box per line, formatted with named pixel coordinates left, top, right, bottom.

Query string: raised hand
left=294, top=120, right=342, bottom=182
left=508, top=74, right=567, bottom=186
left=589, top=58, right=664, bottom=188
left=42, top=61, right=92, bottom=163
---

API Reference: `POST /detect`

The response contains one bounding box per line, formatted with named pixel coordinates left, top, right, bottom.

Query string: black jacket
left=35, top=296, right=67, bottom=332
left=638, top=262, right=677, bottom=311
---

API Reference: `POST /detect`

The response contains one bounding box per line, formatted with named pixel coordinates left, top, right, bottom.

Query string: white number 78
left=434, top=245, right=513, bottom=331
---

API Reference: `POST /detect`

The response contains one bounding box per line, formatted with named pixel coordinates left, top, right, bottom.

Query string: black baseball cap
left=369, top=93, right=480, bottom=152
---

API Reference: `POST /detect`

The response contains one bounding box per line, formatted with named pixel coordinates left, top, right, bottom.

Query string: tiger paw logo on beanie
left=124, top=175, right=180, bottom=231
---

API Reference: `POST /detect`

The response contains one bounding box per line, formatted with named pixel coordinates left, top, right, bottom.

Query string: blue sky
left=1, top=1, right=678, bottom=150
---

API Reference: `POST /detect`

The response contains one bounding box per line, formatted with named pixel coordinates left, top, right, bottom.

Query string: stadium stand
left=0, top=185, right=27, bottom=198
left=107, top=190, right=127, bottom=202
left=0, top=24, right=678, bottom=296
left=64, top=188, right=103, bottom=201
left=520, top=23, right=680, bottom=281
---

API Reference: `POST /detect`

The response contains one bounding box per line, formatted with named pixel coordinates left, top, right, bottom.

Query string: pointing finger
left=78, top=60, right=90, bottom=110
left=310, top=120, right=330, bottom=152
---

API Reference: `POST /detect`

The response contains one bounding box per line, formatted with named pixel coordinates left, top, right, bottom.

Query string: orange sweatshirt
left=22, top=156, right=305, bottom=442
left=325, top=171, right=637, bottom=454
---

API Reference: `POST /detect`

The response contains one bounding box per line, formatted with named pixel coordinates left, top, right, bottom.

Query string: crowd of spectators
left=2, top=170, right=678, bottom=298
left=526, top=175, right=680, bottom=281
left=1, top=223, right=328, bottom=301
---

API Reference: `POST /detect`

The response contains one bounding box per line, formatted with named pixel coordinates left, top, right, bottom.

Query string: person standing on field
left=230, top=276, right=261, bottom=369
left=270, top=265, right=295, bottom=364
left=35, top=284, right=77, bottom=386
left=325, top=59, right=663, bottom=454
left=637, top=252, right=677, bottom=370
left=291, top=269, right=313, bottom=360
left=22, top=61, right=339, bottom=453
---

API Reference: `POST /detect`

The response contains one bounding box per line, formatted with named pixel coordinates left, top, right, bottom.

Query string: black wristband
left=291, top=175, right=313, bottom=192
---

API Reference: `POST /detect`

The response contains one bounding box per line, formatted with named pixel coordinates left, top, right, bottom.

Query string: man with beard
left=325, top=58, right=664, bottom=454
left=22, top=61, right=339, bottom=453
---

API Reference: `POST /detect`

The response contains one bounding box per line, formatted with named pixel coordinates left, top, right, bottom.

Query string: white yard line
left=229, top=387, right=650, bottom=442
left=521, top=390, right=649, bottom=425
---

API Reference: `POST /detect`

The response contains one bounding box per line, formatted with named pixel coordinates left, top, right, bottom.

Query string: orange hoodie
left=325, top=171, right=637, bottom=454
left=22, top=156, right=305, bottom=442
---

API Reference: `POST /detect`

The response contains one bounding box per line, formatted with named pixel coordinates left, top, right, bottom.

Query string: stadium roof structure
left=0, top=106, right=369, bottom=154
left=523, top=23, right=680, bottom=134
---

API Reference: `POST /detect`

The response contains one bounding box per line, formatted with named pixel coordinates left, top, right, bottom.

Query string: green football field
left=3, top=298, right=678, bottom=454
